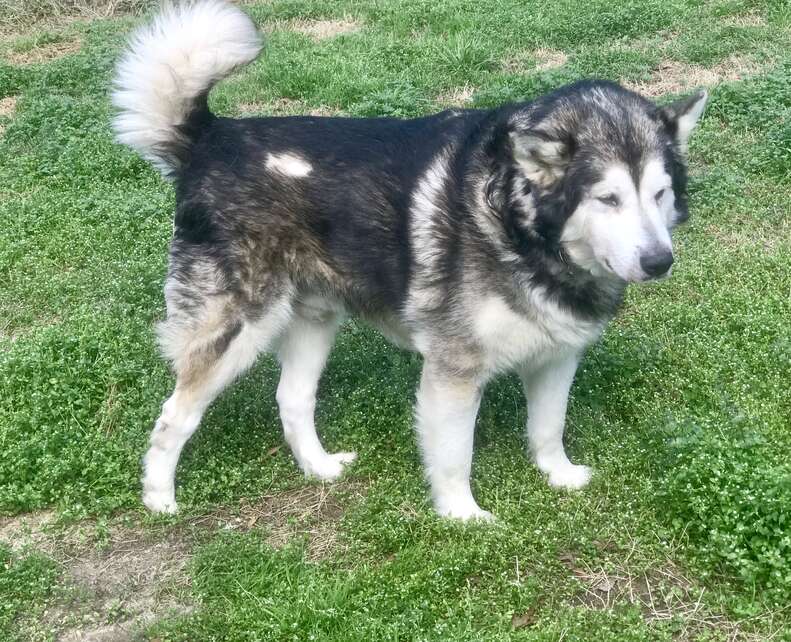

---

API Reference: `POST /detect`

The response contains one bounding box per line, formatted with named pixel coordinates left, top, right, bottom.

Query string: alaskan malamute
left=113, top=1, right=707, bottom=520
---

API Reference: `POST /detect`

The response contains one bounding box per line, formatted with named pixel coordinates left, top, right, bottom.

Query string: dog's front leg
left=415, top=363, right=492, bottom=521
left=519, top=353, right=592, bottom=489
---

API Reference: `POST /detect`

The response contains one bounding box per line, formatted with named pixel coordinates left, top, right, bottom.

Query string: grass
left=0, top=0, right=789, bottom=639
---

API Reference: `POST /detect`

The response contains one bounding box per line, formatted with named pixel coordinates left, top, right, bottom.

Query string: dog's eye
left=655, top=188, right=667, bottom=203
left=597, top=194, right=619, bottom=207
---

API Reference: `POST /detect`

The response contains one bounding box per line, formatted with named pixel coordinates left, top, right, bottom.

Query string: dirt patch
left=0, top=509, right=56, bottom=551
left=202, top=481, right=366, bottom=561
left=558, top=549, right=758, bottom=639
left=435, top=85, right=475, bottom=108
left=236, top=97, right=340, bottom=117
left=278, top=17, right=362, bottom=41
left=502, top=48, right=568, bottom=74
left=0, top=95, right=17, bottom=117
left=2, top=481, right=365, bottom=639
left=2, top=511, right=193, bottom=640
left=623, top=55, right=763, bottom=97
left=58, top=530, right=192, bottom=642
left=4, top=37, right=82, bottom=65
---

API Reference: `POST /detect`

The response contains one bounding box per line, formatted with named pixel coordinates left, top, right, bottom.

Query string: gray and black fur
left=113, top=1, right=707, bottom=518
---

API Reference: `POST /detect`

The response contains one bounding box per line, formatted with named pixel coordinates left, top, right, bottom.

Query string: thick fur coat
left=113, top=1, right=707, bottom=519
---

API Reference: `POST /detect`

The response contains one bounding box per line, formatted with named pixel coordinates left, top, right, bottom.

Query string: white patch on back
left=266, top=152, right=313, bottom=177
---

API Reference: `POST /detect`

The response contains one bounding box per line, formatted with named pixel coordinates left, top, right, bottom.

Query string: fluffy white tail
left=112, top=0, right=263, bottom=177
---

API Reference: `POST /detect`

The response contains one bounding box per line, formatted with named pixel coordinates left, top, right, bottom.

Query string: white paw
left=547, top=463, right=592, bottom=490
left=435, top=497, right=495, bottom=522
left=143, top=488, right=178, bottom=514
left=303, top=451, right=357, bottom=481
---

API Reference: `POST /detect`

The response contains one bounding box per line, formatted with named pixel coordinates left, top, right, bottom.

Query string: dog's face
left=507, top=85, right=708, bottom=283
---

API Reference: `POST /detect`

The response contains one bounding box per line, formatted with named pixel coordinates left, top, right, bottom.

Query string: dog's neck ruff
left=507, top=222, right=626, bottom=322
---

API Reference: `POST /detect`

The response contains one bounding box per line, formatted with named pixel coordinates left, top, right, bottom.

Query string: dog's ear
left=660, top=89, right=708, bottom=154
left=509, top=129, right=571, bottom=188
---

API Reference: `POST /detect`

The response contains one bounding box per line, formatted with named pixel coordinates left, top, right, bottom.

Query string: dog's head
left=494, top=81, right=707, bottom=283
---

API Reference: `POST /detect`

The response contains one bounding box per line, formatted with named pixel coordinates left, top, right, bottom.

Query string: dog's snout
left=640, top=249, right=674, bottom=278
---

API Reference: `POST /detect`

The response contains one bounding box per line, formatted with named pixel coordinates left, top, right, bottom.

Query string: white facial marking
left=640, top=158, right=674, bottom=242
left=561, top=159, right=676, bottom=283
left=266, top=152, right=313, bottom=177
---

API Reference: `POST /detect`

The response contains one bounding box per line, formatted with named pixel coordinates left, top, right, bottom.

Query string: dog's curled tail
left=112, top=1, right=262, bottom=178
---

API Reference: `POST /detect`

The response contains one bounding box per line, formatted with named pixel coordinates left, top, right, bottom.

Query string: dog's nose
left=640, top=250, right=674, bottom=278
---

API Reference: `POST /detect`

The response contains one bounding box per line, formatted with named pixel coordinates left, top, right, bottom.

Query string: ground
left=0, top=0, right=789, bottom=640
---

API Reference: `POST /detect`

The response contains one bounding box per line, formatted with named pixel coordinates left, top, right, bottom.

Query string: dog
left=112, top=0, right=707, bottom=520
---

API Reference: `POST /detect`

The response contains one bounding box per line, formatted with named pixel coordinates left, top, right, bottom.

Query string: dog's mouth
left=600, top=257, right=648, bottom=284
left=640, top=267, right=673, bottom=283
left=601, top=257, right=624, bottom=280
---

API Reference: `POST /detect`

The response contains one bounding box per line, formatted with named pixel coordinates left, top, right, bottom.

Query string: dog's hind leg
left=415, top=362, right=492, bottom=521
left=143, top=283, right=293, bottom=514
left=519, top=353, right=592, bottom=490
left=275, top=310, right=356, bottom=481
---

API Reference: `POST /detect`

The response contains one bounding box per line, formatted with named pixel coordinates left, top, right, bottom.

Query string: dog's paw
left=446, top=507, right=495, bottom=522
left=547, top=463, right=592, bottom=490
left=304, top=451, right=357, bottom=481
left=143, top=489, right=178, bottom=514
left=435, top=497, right=495, bottom=522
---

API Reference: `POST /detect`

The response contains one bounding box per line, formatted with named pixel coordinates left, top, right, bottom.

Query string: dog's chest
left=472, top=293, right=603, bottom=370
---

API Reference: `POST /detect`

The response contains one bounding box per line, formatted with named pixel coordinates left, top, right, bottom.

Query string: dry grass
left=235, top=482, right=366, bottom=560
left=533, top=48, right=569, bottom=71
left=0, top=95, right=17, bottom=137
left=557, top=548, right=770, bottom=640
left=0, top=0, right=152, bottom=35
left=623, top=55, right=765, bottom=97
left=2, top=511, right=192, bottom=640
left=705, top=219, right=790, bottom=254
left=0, top=509, right=55, bottom=552
left=2, top=37, right=82, bottom=64
left=722, top=11, right=766, bottom=28
left=190, top=480, right=367, bottom=561
left=502, top=48, right=568, bottom=74
left=0, top=95, right=17, bottom=117
left=274, top=17, right=362, bottom=41
left=235, top=97, right=341, bottom=118
left=434, top=84, right=476, bottom=108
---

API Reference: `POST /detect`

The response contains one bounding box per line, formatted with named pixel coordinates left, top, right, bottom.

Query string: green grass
left=1, top=0, right=790, bottom=640
left=0, top=545, right=59, bottom=640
